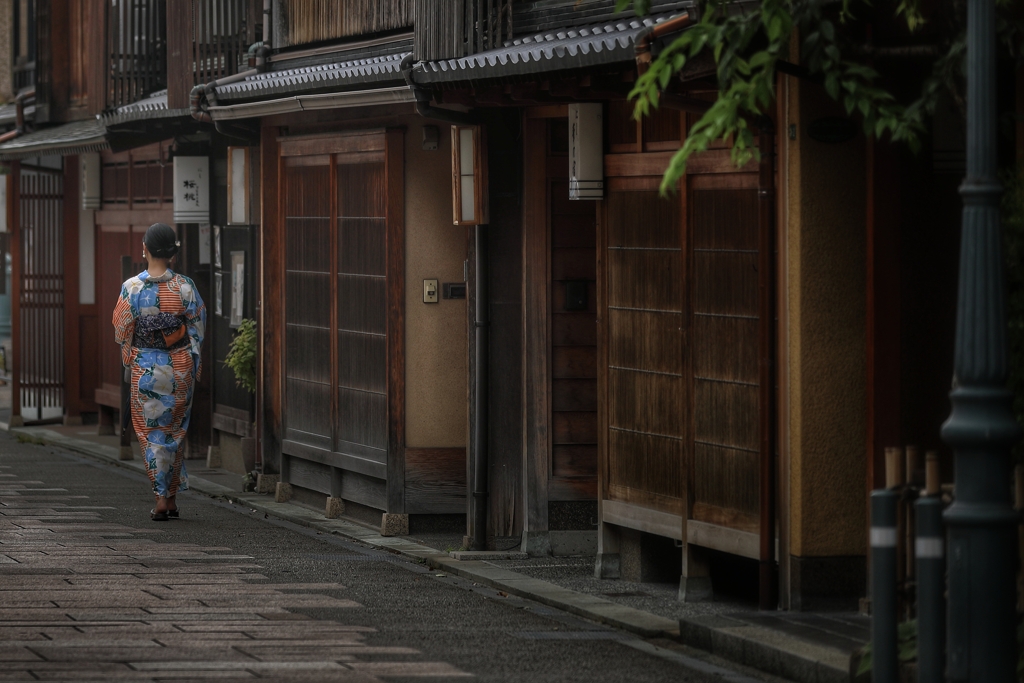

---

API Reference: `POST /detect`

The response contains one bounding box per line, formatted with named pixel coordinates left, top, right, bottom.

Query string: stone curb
left=1, top=423, right=852, bottom=683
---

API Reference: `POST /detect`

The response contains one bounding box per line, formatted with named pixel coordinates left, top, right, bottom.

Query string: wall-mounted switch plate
left=423, top=279, right=439, bottom=303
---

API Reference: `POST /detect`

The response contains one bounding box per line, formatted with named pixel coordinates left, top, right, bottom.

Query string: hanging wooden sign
left=173, top=156, right=210, bottom=223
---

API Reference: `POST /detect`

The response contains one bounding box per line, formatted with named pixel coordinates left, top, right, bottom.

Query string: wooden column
left=385, top=126, right=407, bottom=513
left=758, top=124, right=778, bottom=610
left=865, top=138, right=902, bottom=494
left=63, top=156, right=82, bottom=423
left=521, top=115, right=550, bottom=555
left=8, top=162, right=21, bottom=425
left=259, top=124, right=282, bottom=473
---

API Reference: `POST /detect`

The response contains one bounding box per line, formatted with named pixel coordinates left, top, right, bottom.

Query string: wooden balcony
left=272, top=0, right=413, bottom=49
left=414, top=0, right=514, bottom=61
left=107, top=0, right=167, bottom=109
left=167, top=0, right=260, bottom=110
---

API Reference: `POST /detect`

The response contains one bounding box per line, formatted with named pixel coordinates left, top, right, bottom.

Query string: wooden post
left=8, top=162, right=22, bottom=426
left=521, top=115, right=550, bottom=555
left=757, top=121, right=778, bottom=611
left=63, top=156, right=82, bottom=425
left=905, top=445, right=922, bottom=487
left=925, top=450, right=941, bottom=497
left=884, top=446, right=903, bottom=489
left=118, top=255, right=134, bottom=460
left=905, top=446, right=921, bottom=589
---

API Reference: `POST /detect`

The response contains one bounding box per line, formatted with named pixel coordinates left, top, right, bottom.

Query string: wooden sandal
left=150, top=509, right=169, bottom=522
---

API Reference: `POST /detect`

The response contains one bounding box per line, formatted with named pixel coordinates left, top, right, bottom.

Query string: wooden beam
left=603, top=499, right=683, bottom=541
left=687, top=520, right=760, bottom=560
left=94, top=207, right=174, bottom=226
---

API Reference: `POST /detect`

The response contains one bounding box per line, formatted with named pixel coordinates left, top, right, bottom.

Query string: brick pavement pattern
left=0, top=463, right=468, bottom=682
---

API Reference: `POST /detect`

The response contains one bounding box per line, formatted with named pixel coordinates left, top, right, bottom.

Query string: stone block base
left=325, top=497, right=345, bottom=519
left=380, top=513, right=409, bottom=537
left=118, top=446, right=134, bottom=461
left=274, top=482, right=293, bottom=503
left=521, top=530, right=551, bottom=557
left=206, top=446, right=222, bottom=469
left=789, top=554, right=865, bottom=611
left=256, top=473, right=279, bottom=495
left=594, top=552, right=621, bottom=579
left=620, top=528, right=682, bottom=583
left=8, top=415, right=24, bottom=427
left=678, top=575, right=713, bottom=603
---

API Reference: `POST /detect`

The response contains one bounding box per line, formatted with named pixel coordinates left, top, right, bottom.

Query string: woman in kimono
left=112, top=223, right=206, bottom=521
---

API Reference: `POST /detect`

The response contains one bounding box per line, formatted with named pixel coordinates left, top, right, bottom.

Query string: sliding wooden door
left=280, top=129, right=404, bottom=512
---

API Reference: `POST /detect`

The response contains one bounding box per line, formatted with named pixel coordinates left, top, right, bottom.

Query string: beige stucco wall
left=404, top=119, right=468, bottom=448
left=785, top=79, right=868, bottom=558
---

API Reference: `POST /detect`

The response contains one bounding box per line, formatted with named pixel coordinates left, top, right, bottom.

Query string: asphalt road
left=0, top=431, right=782, bottom=682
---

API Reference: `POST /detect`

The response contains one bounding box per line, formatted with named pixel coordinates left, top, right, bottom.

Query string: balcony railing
left=414, top=0, right=513, bottom=61
left=108, top=0, right=167, bottom=108
left=166, top=0, right=259, bottom=110
left=275, top=0, right=414, bottom=48
left=13, top=61, right=36, bottom=92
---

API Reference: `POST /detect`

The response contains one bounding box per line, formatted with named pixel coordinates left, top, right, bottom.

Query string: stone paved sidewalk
left=0, top=460, right=467, bottom=681
left=0, top=432, right=785, bottom=683
left=0, top=400, right=863, bottom=683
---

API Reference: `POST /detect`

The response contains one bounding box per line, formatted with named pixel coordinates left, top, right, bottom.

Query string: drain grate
left=513, top=630, right=629, bottom=640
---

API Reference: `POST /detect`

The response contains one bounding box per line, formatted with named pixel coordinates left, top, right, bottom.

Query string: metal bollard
left=872, top=489, right=899, bottom=683
left=915, top=495, right=945, bottom=683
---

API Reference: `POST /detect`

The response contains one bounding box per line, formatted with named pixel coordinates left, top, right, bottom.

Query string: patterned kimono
left=112, top=270, right=205, bottom=498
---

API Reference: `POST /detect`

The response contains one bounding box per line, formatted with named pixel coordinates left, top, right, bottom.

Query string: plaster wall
left=403, top=119, right=468, bottom=448
left=785, top=81, right=868, bottom=559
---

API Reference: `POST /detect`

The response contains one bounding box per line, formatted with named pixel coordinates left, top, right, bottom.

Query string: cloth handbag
left=134, top=312, right=189, bottom=351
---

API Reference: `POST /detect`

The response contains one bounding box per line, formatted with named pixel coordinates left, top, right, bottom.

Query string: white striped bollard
left=872, top=489, right=899, bottom=683
left=915, top=495, right=945, bottom=683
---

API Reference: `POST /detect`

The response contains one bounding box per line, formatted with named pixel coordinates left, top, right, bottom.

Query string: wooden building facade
left=0, top=0, right=978, bottom=611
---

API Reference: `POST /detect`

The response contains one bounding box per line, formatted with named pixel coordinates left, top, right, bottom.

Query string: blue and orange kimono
left=112, top=270, right=205, bottom=498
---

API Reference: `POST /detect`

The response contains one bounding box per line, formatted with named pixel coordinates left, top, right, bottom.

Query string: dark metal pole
left=471, top=225, right=489, bottom=551
left=915, top=495, right=945, bottom=683
left=940, top=0, right=1021, bottom=677
left=871, top=490, right=899, bottom=683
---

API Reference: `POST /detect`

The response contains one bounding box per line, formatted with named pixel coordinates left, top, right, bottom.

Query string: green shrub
left=225, top=318, right=257, bottom=394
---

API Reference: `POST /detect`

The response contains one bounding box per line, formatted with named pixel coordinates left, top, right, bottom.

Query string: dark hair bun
left=145, top=223, right=180, bottom=259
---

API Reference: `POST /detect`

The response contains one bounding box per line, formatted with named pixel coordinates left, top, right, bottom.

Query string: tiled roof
left=215, top=50, right=410, bottom=102
left=414, top=9, right=693, bottom=83
left=0, top=118, right=107, bottom=160
left=102, top=89, right=190, bottom=126
left=0, top=102, right=34, bottom=127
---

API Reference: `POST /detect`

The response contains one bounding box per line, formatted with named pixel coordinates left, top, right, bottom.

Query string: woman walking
left=112, top=223, right=206, bottom=521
